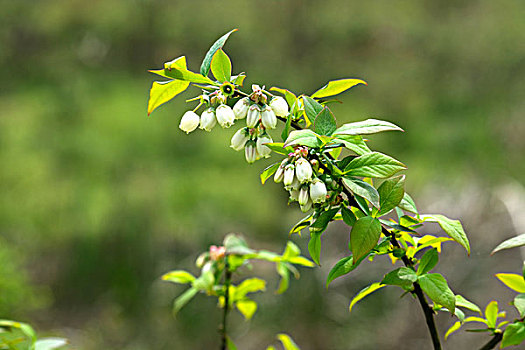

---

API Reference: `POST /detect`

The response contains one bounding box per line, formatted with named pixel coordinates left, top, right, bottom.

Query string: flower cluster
left=273, top=147, right=328, bottom=212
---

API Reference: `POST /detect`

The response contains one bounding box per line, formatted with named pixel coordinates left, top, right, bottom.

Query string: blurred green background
left=1, top=0, right=525, bottom=349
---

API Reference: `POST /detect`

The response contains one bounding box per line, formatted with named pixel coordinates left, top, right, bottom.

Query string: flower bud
left=283, top=164, right=295, bottom=187
left=230, top=128, right=249, bottom=151
left=216, top=104, right=235, bottom=128
left=179, top=111, right=200, bottom=134
left=210, top=245, right=226, bottom=261
left=245, top=141, right=258, bottom=164
left=290, top=177, right=300, bottom=190
left=274, top=159, right=288, bottom=183
left=195, top=252, right=208, bottom=268
left=300, top=198, right=312, bottom=213
left=246, top=104, right=261, bottom=128
left=270, top=96, right=289, bottom=117
left=295, top=157, right=313, bottom=183
left=298, top=186, right=309, bottom=206
left=233, top=97, right=250, bottom=119
left=199, top=108, right=217, bottom=131
left=289, top=189, right=299, bottom=202
left=310, top=178, right=328, bottom=203
left=261, top=105, right=277, bottom=129
left=256, top=134, right=273, bottom=158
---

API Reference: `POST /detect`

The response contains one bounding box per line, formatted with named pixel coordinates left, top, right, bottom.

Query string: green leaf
left=260, top=162, right=280, bottom=185
left=263, top=142, right=294, bottom=155
left=515, top=294, right=525, bottom=318
left=283, top=129, right=323, bottom=148
left=313, top=107, right=337, bottom=136
left=34, top=338, right=68, bottom=350
left=485, top=301, right=498, bottom=328
left=418, top=273, right=455, bottom=313
left=334, top=118, right=404, bottom=136
left=164, top=55, right=188, bottom=70
left=341, top=206, right=357, bottom=226
left=502, top=322, right=525, bottom=348
left=381, top=267, right=418, bottom=287
left=210, top=49, right=232, bottom=83
left=235, top=278, right=266, bottom=299
left=455, top=295, right=481, bottom=314
left=496, top=273, right=525, bottom=293
left=445, top=321, right=462, bottom=340
left=270, top=87, right=298, bottom=109
left=200, top=29, right=237, bottom=77
left=350, top=216, right=382, bottom=262
left=342, top=177, right=380, bottom=208
left=310, top=208, right=339, bottom=233
left=326, top=255, right=369, bottom=287
left=226, top=336, right=238, bottom=350
left=377, top=175, right=405, bottom=216
left=290, top=214, right=313, bottom=235
left=302, top=96, right=324, bottom=124
left=162, top=270, right=196, bottom=284
left=308, top=231, right=322, bottom=266
left=417, top=248, right=438, bottom=275
left=398, top=192, right=418, bottom=214
left=276, top=262, right=290, bottom=294
left=331, top=135, right=371, bottom=155
left=173, top=287, right=198, bottom=314
left=349, top=282, right=385, bottom=312
left=282, top=241, right=301, bottom=260
left=281, top=114, right=292, bottom=140
left=149, top=67, right=215, bottom=85
left=236, top=299, right=257, bottom=320
left=492, top=234, right=525, bottom=255
left=147, top=79, right=190, bottom=115
left=276, top=334, right=300, bottom=350
left=311, top=78, right=367, bottom=98
left=344, top=152, right=406, bottom=178
left=230, top=73, right=246, bottom=86
left=421, top=214, right=470, bottom=255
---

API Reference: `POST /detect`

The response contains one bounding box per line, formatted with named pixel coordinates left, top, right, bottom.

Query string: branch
left=220, top=261, right=232, bottom=350
left=479, top=332, right=503, bottom=350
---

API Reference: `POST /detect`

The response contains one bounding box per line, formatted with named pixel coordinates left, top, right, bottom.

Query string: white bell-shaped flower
left=269, top=96, right=289, bottom=117
left=230, top=128, right=250, bottom=151
left=256, top=134, right=273, bottom=158
left=261, top=105, right=277, bottom=129
left=295, top=157, right=313, bottom=183
left=216, top=104, right=235, bottom=128
left=310, top=178, right=328, bottom=203
left=179, top=111, right=200, bottom=134
left=246, top=104, right=261, bottom=128
left=233, top=97, right=250, bottom=119
left=274, top=159, right=288, bottom=183
left=283, top=164, right=295, bottom=187
left=244, top=141, right=258, bottom=164
left=289, top=189, right=299, bottom=202
left=199, top=108, right=217, bottom=131
left=300, top=198, right=312, bottom=213
left=298, top=186, right=309, bottom=206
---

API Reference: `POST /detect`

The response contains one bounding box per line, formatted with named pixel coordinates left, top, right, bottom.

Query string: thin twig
left=220, top=260, right=232, bottom=350
left=479, top=332, right=503, bottom=350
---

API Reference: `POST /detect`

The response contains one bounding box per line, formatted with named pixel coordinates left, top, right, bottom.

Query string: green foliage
left=0, top=320, right=68, bottom=350
left=417, top=248, right=439, bottom=275
left=502, top=322, right=525, bottom=348
left=376, top=175, right=405, bottom=216
left=496, top=273, right=525, bottom=293
left=421, top=214, right=470, bottom=255
left=311, top=79, right=367, bottom=99
left=349, top=216, right=381, bottom=262
left=418, top=273, right=455, bottom=312
left=348, top=282, right=385, bottom=312
left=200, top=29, right=237, bottom=77
left=381, top=267, right=417, bottom=288
left=492, top=234, right=525, bottom=255
left=210, top=49, right=232, bottom=83
left=344, top=152, right=406, bottom=178
left=313, top=107, right=337, bottom=136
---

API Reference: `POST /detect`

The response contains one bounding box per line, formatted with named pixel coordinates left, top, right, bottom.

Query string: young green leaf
left=311, top=78, right=367, bottom=99
left=495, top=273, right=525, bottom=293
left=344, top=152, right=406, bottom=179
left=200, top=29, right=237, bottom=77
left=514, top=294, right=525, bottom=318
left=417, top=248, right=439, bottom=275
left=263, top=142, right=294, bottom=155
left=260, top=162, right=280, bottom=185
left=334, top=118, right=403, bottom=136
left=455, top=295, right=481, bottom=314
left=421, top=214, right=470, bottom=255
left=445, top=321, right=462, bottom=340
left=235, top=278, right=266, bottom=299
left=381, top=267, right=418, bottom=287
left=326, top=254, right=370, bottom=287
left=308, top=231, right=322, bottom=265
left=276, top=262, right=290, bottom=294
left=164, top=55, right=188, bottom=70
left=269, top=87, right=298, bottom=108
left=310, top=208, right=339, bottom=233
left=276, top=334, right=300, bottom=350
left=331, top=135, right=371, bottom=155
left=302, top=96, right=323, bottom=124
left=485, top=301, right=498, bottom=328
left=227, top=336, right=238, bottom=350
left=173, top=287, right=199, bottom=314
left=147, top=80, right=190, bottom=116
left=349, top=282, right=385, bottom=312
left=162, top=270, right=196, bottom=284
left=235, top=299, right=258, bottom=320
left=492, top=234, right=525, bottom=255
left=149, top=67, right=215, bottom=85
left=350, top=216, right=382, bottom=262
left=342, top=177, right=380, bottom=208
left=502, top=321, right=525, bottom=348
left=397, top=192, right=418, bottom=214
left=210, top=49, right=232, bottom=83
left=341, top=206, right=357, bottom=226
left=313, top=107, right=337, bottom=136
left=290, top=214, right=313, bottom=235
left=377, top=175, right=405, bottom=216
left=418, top=273, right=455, bottom=313
left=283, top=129, right=323, bottom=148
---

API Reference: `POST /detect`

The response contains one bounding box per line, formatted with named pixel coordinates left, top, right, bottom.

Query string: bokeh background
left=1, top=0, right=525, bottom=349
